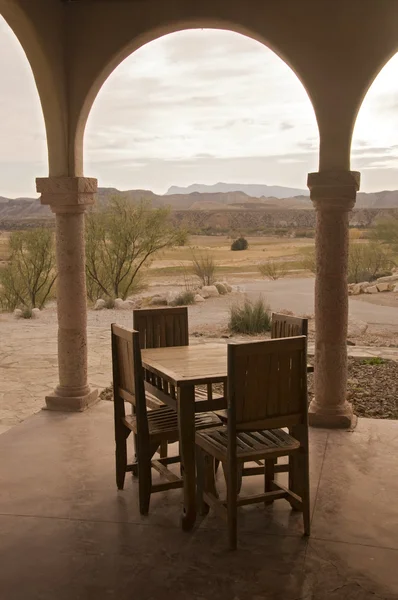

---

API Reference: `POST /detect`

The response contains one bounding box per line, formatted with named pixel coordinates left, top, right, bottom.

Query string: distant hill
left=2, top=186, right=398, bottom=224
left=166, top=182, right=309, bottom=198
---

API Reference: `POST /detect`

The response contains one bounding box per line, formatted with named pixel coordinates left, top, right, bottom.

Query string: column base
left=45, top=388, right=99, bottom=412
left=308, top=399, right=355, bottom=428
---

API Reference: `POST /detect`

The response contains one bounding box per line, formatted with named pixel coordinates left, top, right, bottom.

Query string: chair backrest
left=271, top=313, right=308, bottom=339
left=111, top=324, right=149, bottom=439
left=227, top=336, right=307, bottom=431
left=133, top=306, right=189, bottom=349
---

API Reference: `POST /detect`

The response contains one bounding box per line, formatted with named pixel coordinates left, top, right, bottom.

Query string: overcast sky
left=1, top=18, right=398, bottom=198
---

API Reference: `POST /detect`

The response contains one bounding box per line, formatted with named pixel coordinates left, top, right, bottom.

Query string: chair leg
left=159, top=440, right=168, bottom=459
left=222, top=462, right=242, bottom=495
left=302, top=448, right=311, bottom=536
left=227, top=459, right=238, bottom=550
left=264, top=459, right=275, bottom=505
left=115, top=426, right=129, bottom=490
left=137, top=444, right=152, bottom=515
left=196, top=448, right=209, bottom=516
left=131, top=433, right=138, bottom=477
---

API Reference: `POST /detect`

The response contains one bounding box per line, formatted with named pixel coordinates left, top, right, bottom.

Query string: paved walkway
left=0, top=404, right=397, bottom=599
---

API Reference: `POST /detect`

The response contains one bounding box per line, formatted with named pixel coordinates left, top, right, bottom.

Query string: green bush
left=228, top=297, right=271, bottom=335
left=361, top=357, right=387, bottom=366
left=231, top=237, right=248, bottom=251
left=85, top=197, right=186, bottom=301
left=0, top=228, right=57, bottom=312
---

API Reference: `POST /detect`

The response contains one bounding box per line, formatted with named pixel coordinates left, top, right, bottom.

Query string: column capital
left=307, top=170, right=360, bottom=211
left=36, top=176, right=97, bottom=214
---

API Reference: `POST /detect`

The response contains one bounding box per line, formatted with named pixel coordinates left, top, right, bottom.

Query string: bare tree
left=191, top=252, right=217, bottom=286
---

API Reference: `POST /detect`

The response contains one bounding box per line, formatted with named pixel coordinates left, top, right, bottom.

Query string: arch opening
left=84, top=28, right=319, bottom=194
left=352, top=52, right=398, bottom=193
left=0, top=15, right=47, bottom=198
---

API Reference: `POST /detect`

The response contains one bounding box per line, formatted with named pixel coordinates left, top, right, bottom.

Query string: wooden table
left=141, top=342, right=227, bottom=530
left=141, top=341, right=312, bottom=530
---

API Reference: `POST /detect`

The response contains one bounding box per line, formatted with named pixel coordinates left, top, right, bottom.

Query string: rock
left=225, top=283, right=232, bottom=293
left=350, top=284, right=362, bottom=295
left=200, top=285, right=219, bottom=297
left=94, top=299, right=106, bottom=310
left=347, top=319, right=368, bottom=337
left=376, top=282, right=391, bottom=292
left=394, top=285, right=398, bottom=293
left=31, top=308, right=40, bottom=317
left=194, top=294, right=205, bottom=303
left=13, top=309, right=23, bottom=318
left=214, top=282, right=228, bottom=295
left=114, top=298, right=131, bottom=309
left=376, top=274, right=398, bottom=283
left=365, top=285, right=378, bottom=294
left=359, top=282, right=370, bottom=292
left=149, top=295, right=167, bottom=306
left=347, top=340, right=356, bottom=346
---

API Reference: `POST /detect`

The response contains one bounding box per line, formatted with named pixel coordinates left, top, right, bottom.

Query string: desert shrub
left=301, top=242, right=393, bottom=282
left=21, top=306, right=33, bottom=319
left=171, top=290, right=195, bottom=306
left=258, top=260, right=288, bottom=280
left=0, top=228, right=57, bottom=311
left=371, top=217, right=398, bottom=252
left=294, top=229, right=315, bottom=239
left=300, top=248, right=317, bottom=274
left=85, top=197, right=186, bottom=301
left=231, top=237, right=248, bottom=251
left=348, top=242, right=393, bottom=283
left=228, top=297, right=271, bottom=335
left=361, top=357, right=387, bottom=366
left=191, top=252, right=217, bottom=286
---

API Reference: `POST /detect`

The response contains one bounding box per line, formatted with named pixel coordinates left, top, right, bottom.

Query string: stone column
left=308, top=171, right=360, bottom=427
left=36, top=176, right=98, bottom=411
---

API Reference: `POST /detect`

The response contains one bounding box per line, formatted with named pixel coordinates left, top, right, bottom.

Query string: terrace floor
left=0, top=401, right=397, bottom=599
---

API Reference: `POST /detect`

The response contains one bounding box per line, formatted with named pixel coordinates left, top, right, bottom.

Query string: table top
left=141, top=342, right=228, bottom=387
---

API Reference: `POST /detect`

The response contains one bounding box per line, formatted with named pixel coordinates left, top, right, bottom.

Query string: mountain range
left=2, top=183, right=398, bottom=222
left=166, top=183, right=308, bottom=198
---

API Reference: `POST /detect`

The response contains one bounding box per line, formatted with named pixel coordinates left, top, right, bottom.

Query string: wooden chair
left=216, top=313, right=310, bottom=482
left=111, top=324, right=220, bottom=514
left=271, top=312, right=308, bottom=339
left=196, top=336, right=310, bottom=549
left=133, top=307, right=189, bottom=410
left=133, top=306, right=224, bottom=408
left=237, top=313, right=311, bottom=479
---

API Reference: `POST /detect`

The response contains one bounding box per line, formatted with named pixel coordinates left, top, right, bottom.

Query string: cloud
left=279, top=121, right=294, bottom=131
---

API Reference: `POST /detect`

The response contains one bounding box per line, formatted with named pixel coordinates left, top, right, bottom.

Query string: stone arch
left=0, top=2, right=68, bottom=175
left=71, top=20, right=319, bottom=176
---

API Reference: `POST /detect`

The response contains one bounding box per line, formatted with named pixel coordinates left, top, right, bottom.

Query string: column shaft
left=307, top=171, right=360, bottom=428
left=36, top=176, right=98, bottom=411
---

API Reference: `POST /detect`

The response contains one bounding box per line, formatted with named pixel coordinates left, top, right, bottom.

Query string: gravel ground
left=308, top=357, right=398, bottom=420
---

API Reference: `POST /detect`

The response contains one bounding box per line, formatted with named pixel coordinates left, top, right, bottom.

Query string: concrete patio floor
left=0, top=401, right=397, bottom=600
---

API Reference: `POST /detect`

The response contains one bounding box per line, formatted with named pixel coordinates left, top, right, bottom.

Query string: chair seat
left=196, top=426, right=300, bottom=460
left=124, top=406, right=221, bottom=437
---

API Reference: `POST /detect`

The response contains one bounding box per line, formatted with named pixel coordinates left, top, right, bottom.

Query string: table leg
left=178, top=385, right=196, bottom=531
